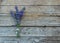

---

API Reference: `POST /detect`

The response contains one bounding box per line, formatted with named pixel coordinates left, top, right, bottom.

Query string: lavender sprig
left=10, top=6, right=25, bottom=37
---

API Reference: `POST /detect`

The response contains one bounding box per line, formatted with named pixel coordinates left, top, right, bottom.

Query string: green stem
left=16, top=30, right=20, bottom=38
left=16, top=24, right=20, bottom=38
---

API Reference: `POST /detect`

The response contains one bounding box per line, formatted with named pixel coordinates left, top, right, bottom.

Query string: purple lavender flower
left=10, top=6, right=25, bottom=37
left=10, top=6, right=25, bottom=25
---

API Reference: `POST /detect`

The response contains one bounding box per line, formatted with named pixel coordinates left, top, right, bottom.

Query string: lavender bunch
left=10, top=6, right=25, bottom=37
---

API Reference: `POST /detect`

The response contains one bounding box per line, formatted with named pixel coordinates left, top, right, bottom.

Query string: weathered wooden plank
left=0, top=0, right=3, bottom=11
left=20, top=27, right=60, bottom=36
left=0, top=13, right=60, bottom=17
left=0, top=36, right=60, bottom=43
left=0, top=27, right=16, bottom=36
left=20, top=17, right=60, bottom=26
left=0, top=37, right=18, bottom=43
left=1, top=0, right=60, bottom=5
left=0, top=0, right=2, bottom=5
left=0, top=27, right=60, bottom=36
left=1, top=6, right=60, bottom=14
left=0, top=16, right=60, bottom=26
left=4, top=41, right=18, bottom=43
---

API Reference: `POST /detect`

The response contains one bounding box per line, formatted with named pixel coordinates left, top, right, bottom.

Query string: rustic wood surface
left=0, top=15, right=60, bottom=26
left=1, top=6, right=60, bottom=13
left=0, top=0, right=60, bottom=43
left=0, top=27, right=60, bottom=36
left=1, top=0, right=60, bottom=5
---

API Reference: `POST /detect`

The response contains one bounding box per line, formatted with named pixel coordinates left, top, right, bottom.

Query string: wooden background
left=0, top=0, right=60, bottom=43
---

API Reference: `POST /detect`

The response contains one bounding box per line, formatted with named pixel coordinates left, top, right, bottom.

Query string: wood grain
left=1, top=6, right=60, bottom=14
left=0, top=36, right=60, bottom=43
left=0, top=0, right=60, bottom=43
left=0, top=15, right=60, bottom=26
left=1, top=0, right=60, bottom=5
left=0, top=27, right=60, bottom=36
